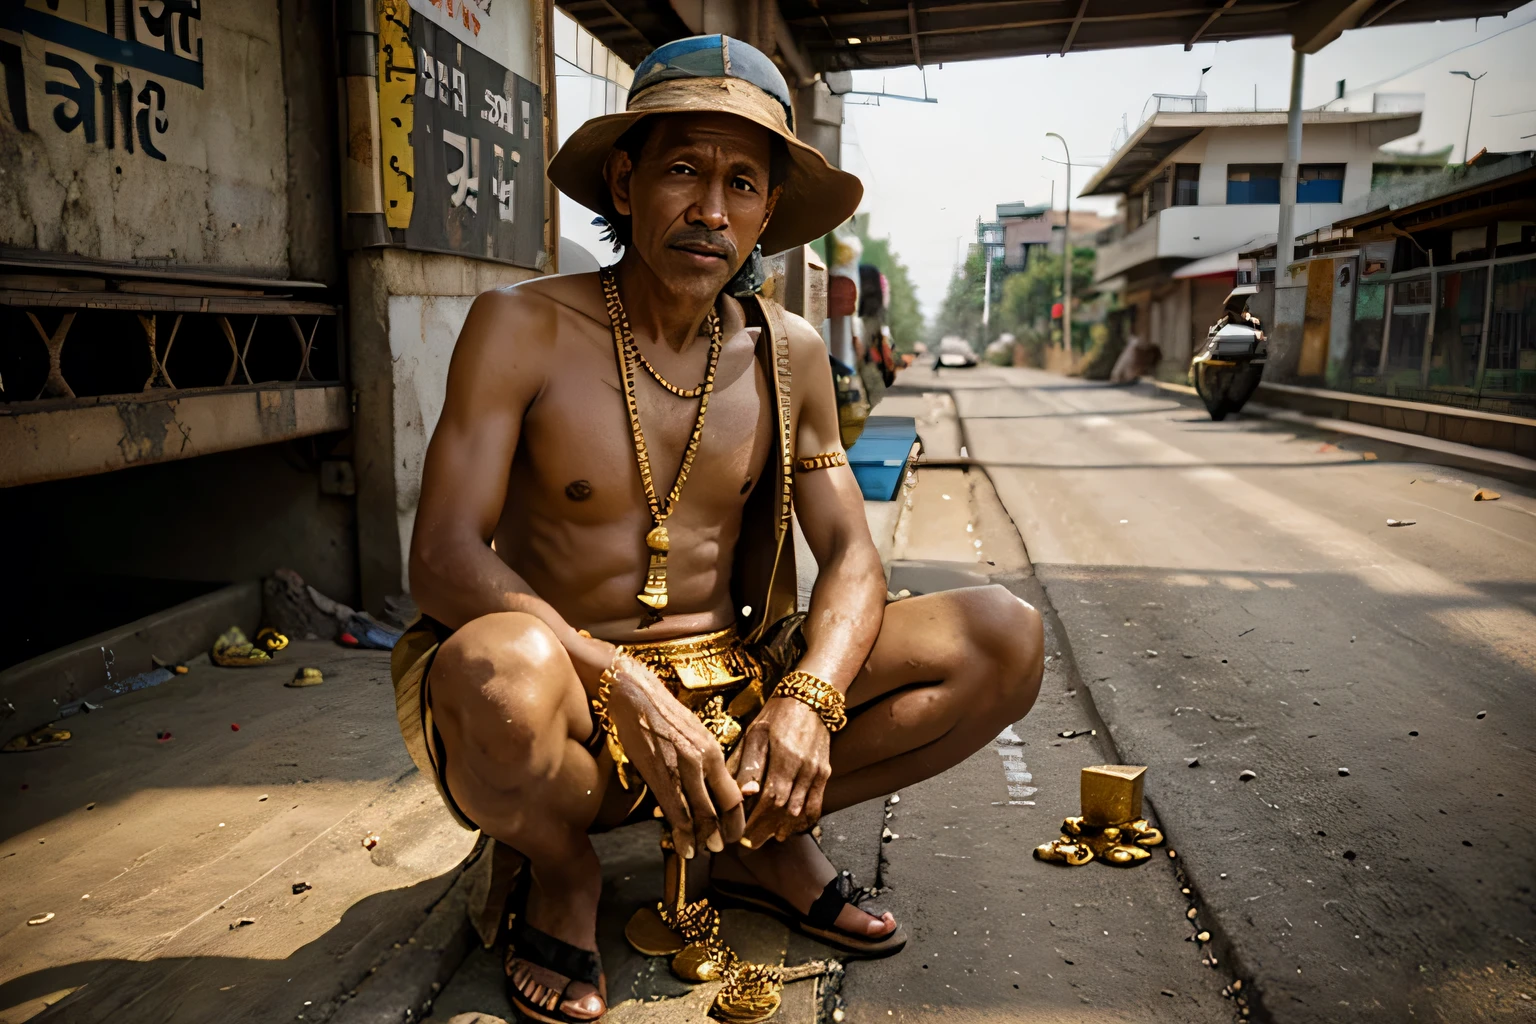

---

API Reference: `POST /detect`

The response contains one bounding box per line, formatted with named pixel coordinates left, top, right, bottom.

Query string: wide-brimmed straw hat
left=548, top=34, right=863, bottom=256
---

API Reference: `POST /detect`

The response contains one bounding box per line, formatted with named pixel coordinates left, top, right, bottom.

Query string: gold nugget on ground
left=1035, top=765, right=1165, bottom=867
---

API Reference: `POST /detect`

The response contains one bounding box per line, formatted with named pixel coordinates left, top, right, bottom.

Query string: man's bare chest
left=514, top=330, right=775, bottom=523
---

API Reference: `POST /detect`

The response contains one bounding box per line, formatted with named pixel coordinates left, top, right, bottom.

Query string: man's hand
left=733, top=697, right=833, bottom=847
left=604, top=655, right=745, bottom=857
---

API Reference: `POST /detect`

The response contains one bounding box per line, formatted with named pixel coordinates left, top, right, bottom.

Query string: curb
left=0, top=580, right=261, bottom=745
left=1143, top=378, right=1536, bottom=478
left=327, top=841, right=484, bottom=1023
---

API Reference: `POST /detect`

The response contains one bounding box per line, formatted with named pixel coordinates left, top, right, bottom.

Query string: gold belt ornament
left=624, top=626, right=766, bottom=748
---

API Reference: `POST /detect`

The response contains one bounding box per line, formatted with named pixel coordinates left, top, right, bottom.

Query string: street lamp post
left=1450, top=70, right=1487, bottom=164
left=1045, top=132, right=1072, bottom=355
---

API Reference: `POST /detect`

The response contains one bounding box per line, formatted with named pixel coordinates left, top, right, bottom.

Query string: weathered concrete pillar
left=350, top=251, right=543, bottom=613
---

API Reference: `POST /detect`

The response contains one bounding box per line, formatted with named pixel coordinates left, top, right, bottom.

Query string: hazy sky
left=837, top=3, right=1536, bottom=318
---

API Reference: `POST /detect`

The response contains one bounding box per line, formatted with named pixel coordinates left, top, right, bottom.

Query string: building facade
left=1082, top=108, right=1420, bottom=379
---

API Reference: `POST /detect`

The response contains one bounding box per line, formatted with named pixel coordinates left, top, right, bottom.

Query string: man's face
left=607, top=113, right=775, bottom=301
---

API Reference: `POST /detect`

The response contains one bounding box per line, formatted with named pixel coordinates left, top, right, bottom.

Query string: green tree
left=932, top=248, right=988, bottom=348
left=993, top=246, right=1098, bottom=361
left=851, top=223, right=925, bottom=353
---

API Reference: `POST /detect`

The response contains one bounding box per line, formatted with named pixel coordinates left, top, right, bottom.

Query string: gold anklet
left=593, top=647, right=633, bottom=789
left=794, top=450, right=847, bottom=472
left=773, top=670, right=847, bottom=732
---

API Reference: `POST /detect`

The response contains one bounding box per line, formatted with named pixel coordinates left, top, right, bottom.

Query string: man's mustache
left=666, top=228, right=738, bottom=264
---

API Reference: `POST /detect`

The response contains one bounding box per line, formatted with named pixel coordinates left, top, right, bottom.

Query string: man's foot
left=712, top=834, right=899, bottom=941
left=507, top=855, right=607, bottom=1022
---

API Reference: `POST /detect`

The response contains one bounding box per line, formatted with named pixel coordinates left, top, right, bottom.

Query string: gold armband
left=593, top=647, right=634, bottom=789
left=794, top=450, right=848, bottom=473
left=773, top=670, right=847, bottom=732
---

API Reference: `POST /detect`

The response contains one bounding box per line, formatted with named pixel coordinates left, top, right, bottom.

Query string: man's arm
left=408, top=288, right=614, bottom=692
left=787, top=315, right=887, bottom=696
left=735, top=311, right=886, bottom=844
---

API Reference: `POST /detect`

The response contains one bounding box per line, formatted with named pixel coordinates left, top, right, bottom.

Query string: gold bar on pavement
left=1080, top=764, right=1146, bottom=826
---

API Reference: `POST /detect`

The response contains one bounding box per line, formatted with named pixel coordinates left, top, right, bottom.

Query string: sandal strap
left=806, top=872, right=853, bottom=930
left=510, top=916, right=603, bottom=989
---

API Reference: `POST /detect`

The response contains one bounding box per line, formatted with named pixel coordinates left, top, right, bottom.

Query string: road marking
left=995, top=724, right=1036, bottom=805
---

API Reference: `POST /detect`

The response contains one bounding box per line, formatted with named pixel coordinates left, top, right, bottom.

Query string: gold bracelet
left=773, top=669, right=847, bottom=732
left=592, top=646, right=634, bottom=789
left=795, top=450, right=848, bottom=472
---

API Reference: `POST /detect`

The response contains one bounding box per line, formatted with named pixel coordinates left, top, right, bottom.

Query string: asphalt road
left=911, top=364, right=1536, bottom=1022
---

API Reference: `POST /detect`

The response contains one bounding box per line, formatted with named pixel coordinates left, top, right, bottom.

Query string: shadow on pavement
left=0, top=875, right=458, bottom=1023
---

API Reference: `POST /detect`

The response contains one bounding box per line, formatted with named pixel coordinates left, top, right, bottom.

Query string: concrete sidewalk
left=0, top=641, right=477, bottom=1024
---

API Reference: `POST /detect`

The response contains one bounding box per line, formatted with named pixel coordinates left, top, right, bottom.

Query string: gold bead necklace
left=601, top=266, right=725, bottom=618
left=604, top=268, right=720, bottom=398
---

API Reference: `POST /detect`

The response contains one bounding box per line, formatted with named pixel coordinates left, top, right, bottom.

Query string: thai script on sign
left=377, top=0, right=543, bottom=267
left=418, top=38, right=518, bottom=221
left=0, top=1, right=205, bottom=159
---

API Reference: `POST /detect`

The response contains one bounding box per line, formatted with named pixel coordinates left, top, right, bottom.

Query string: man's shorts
left=390, top=612, right=808, bottom=833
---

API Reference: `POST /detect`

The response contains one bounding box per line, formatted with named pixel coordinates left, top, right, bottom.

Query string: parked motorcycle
left=1191, top=284, right=1267, bottom=421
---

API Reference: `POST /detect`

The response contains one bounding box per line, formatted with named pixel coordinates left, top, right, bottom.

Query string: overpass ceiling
left=565, top=1, right=1527, bottom=76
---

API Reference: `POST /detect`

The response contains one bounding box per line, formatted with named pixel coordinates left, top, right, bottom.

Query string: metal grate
left=1, top=291, right=340, bottom=405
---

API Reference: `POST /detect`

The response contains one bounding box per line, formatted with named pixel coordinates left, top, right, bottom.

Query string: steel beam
left=1288, top=0, right=1376, bottom=54
left=1061, top=0, right=1089, bottom=54
left=1186, top=0, right=1237, bottom=50
left=908, top=2, right=923, bottom=67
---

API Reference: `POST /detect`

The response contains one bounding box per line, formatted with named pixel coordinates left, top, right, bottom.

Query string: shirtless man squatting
left=391, top=34, right=1044, bottom=1024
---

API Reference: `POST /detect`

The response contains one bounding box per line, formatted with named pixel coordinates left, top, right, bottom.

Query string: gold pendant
left=637, top=524, right=669, bottom=612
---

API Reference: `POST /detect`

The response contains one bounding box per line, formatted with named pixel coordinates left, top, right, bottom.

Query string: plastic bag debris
left=3, top=726, right=72, bottom=752
left=1386, top=519, right=1416, bottom=527
left=212, top=626, right=275, bottom=667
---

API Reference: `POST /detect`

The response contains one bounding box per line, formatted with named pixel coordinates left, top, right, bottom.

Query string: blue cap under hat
left=629, top=35, right=795, bottom=132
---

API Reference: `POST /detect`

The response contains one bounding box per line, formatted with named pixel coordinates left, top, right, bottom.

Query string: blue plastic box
left=846, top=416, right=918, bottom=501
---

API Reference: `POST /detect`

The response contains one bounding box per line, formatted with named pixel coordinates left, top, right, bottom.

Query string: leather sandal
left=505, top=911, right=607, bottom=1024
left=710, top=870, right=908, bottom=959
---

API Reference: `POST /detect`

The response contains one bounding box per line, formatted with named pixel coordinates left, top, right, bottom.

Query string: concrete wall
left=1152, top=278, right=1193, bottom=379
left=1266, top=271, right=1310, bottom=382
left=349, top=249, right=542, bottom=612
left=1, top=1, right=334, bottom=279
left=279, top=0, right=342, bottom=285
left=1326, top=256, right=1357, bottom=388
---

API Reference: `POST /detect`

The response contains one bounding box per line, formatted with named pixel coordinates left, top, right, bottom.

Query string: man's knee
left=431, top=611, right=575, bottom=765
left=964, top=585, right=1044, bottom=720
